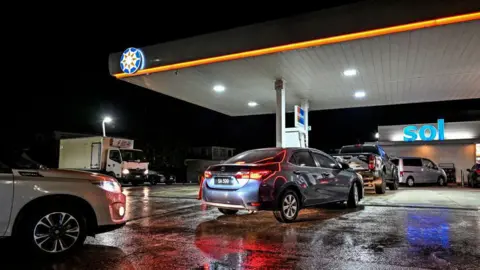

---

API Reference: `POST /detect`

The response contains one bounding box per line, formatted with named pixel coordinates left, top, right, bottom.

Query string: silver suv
left=0, top=152, right=126, bottom=255
left=391, top=157, right=447, bottom=187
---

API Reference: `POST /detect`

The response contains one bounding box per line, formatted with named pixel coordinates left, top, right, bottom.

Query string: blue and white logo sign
left=403, top=119, right=445, bottom=142
left=120, top=47, right=145, bottom=74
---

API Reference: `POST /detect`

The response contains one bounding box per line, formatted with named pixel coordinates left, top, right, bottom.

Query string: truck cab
left=59, top=136, right=149, bottom=186
left=107, top=147, right=149, bottom=185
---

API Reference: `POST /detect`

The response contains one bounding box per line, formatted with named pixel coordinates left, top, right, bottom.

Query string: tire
left=273, top=190, right=300, bottom=223
left=19, top=206, right=87, bottom=256
left=347, top=183, right=359, bottom=208
left=150, top=180, right=157, bottom=185
left=375, top=179, right=386, bottom=194
left=437, top=176, right=446, bottom=187
left=406, top=177, right=415, bottom=187
left=218, top=208, right=238, bottom=215
left=388, top=170, right=399, bottom=190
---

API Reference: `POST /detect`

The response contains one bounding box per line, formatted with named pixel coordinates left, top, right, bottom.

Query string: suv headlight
left=93, top=178, right=122, bottom=193
left=122, top=169, right=130, bottom=175
left=144, top=169, right=149, bottom=175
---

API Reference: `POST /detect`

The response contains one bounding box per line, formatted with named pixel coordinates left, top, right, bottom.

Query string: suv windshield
left=0, top=151, right=45, bottom=170
left=120, top=150, right=147, bottom=162
left=339, top=145, right=380, bottom=155
left=225, top=149, right=284, bottom=164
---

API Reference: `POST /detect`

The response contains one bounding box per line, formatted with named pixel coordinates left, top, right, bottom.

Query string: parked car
left=390, top=157, right=447, bottom=187
left=148, top=170, right=175, bottom=185
left=466, top=164, right=480, bottom=187
left=200, top=147, right=364, bottom=223
left=333, top=143, right=398, bottom=194
left=0, top=151, right=126, bottom=255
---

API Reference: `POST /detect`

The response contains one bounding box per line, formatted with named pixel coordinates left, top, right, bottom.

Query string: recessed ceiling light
left=354, top=91, right=366, bottom=99
left=343, top=69, right=358, bottom=77
left=247, top=101, right=258, bottom=107
left=213, top=85, right=225, bottom=92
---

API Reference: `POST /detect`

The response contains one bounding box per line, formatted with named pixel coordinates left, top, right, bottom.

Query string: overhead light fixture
left=343, top=69, right=358, bottom=77
left=247, top=101, right=258, bottom=107
left=354, top=91, right=366, bottom=99
left=213, top=85, right=225, bottom=92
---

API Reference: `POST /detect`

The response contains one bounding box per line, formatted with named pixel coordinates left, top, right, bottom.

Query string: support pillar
left=301, top=99, right=309, bottom=147
left=275, top=79, right=286, bottom=147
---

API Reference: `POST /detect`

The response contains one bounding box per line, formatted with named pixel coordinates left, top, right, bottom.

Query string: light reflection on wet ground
left=1, top=185, right=479, bottom=269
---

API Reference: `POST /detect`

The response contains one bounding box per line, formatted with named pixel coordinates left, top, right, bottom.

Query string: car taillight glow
left=368, top=155, right=376, bottom=171
left=204, top=171, right=212, bottom=178
left=476, top=169, right=480, bottom=174
left=235, top=170, right=272, bottom=180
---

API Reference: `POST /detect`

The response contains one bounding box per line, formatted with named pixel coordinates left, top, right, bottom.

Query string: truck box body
left=59, top=137, right=135, bottom=171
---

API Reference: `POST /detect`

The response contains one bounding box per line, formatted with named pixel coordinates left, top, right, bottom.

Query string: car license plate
left=215, top=177, right=233, bottom=185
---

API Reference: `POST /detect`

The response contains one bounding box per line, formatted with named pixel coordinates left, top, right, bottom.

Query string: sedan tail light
left=235, top=170, right=273, bottom=180
left=368, top=155, right=376, bottom=171
left=476, top=169, right=480, bottom=174
left=204, top=171, right=212, bottom=178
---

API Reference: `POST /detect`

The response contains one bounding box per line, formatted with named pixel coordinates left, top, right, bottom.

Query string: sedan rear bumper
left=202, top=179, right=275, bottom=211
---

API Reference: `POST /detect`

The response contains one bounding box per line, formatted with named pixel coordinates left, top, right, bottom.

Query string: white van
left=391, top=157, right=447, bottom=187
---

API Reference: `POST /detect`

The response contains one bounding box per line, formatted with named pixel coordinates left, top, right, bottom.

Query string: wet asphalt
left=1, top=185, right=479, bottom=270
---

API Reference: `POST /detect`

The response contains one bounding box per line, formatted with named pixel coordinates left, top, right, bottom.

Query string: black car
left=467, top=164, right=480, bottom=187
left=200, top=147, right=364, bottom=223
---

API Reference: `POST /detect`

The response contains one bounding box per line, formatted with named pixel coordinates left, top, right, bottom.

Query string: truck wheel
left=347, top=183, right=359, bottom=208
left=273, top=190, right=300, bottom=223
left=388, top=172, right=399, bottom=190
left=19, top=206, right=87, bottom=256
left=375, top=180, right=386, bottom=194
left=218, top=208, right=238, bottom=215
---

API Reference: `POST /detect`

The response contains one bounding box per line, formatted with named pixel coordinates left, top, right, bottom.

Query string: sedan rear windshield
left=339, top=146, right=379, bottom=155
left=225, top=149, right=284, bottom=164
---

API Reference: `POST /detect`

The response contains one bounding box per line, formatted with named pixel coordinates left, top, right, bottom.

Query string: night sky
left=5, top=2, right=479, bottom=165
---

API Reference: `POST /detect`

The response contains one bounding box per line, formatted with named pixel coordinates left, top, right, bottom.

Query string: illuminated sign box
left=378, top=121, right=480, bottom=143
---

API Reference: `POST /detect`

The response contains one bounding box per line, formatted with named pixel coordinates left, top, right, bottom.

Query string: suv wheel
left=273, top=190, right=300, bottom=223
left=347, top=183, right=359, bottom=208
left=218, top=208, right=238, bottom=215
left=20, top=207, right=87, bottom=256
left=388, top=172, right=399, bottom=190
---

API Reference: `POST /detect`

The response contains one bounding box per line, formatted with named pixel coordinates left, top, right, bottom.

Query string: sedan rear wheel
left=273, top=190, right=300, bottom=223
left=347, top=184, right=359, bottom=208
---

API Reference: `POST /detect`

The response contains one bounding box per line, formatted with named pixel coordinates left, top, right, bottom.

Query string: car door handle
left=294, top=170, right=307, bottom=175
left=321, top=172, right=331, bottom=177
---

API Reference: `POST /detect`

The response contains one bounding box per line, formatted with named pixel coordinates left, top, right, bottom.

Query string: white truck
left=58, top=137, right=149, bottom=185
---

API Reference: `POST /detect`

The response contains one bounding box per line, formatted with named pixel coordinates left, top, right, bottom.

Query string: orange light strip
left=114, top=12, right=480, bottom=79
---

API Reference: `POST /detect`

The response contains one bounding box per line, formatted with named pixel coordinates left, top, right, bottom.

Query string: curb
left=360, top=203, right=479, bottom=211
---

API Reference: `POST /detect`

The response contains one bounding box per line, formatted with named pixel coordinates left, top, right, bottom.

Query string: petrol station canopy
left=109, top=0, right=480, bottom=116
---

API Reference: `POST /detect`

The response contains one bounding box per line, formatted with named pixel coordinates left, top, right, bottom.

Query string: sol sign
left=403, top=119, right=445, bottom=142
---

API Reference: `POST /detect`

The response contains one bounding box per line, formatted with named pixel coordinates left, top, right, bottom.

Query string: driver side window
left=0, top=160, right=11, bottom=174
left=109, top=150, right=121, bottom=163
left=422, top=159, right=436, bottom=169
